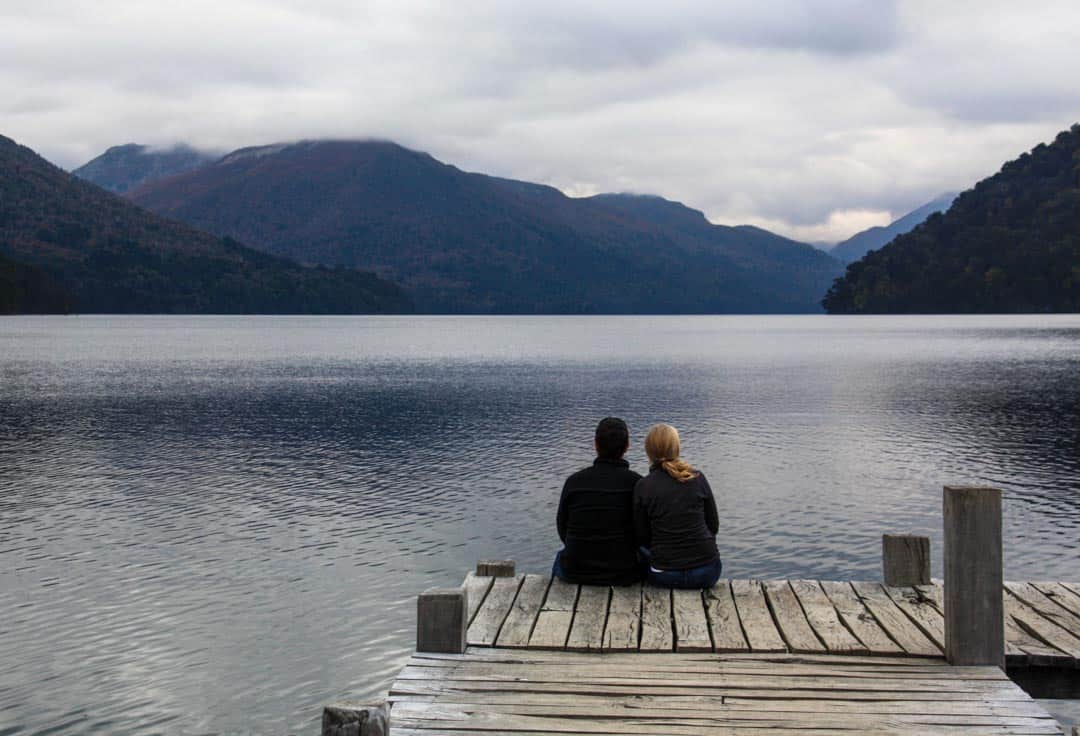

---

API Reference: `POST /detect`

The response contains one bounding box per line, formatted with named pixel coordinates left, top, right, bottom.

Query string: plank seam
left=700, top=588, right=716, bottom=653
left=489, top=575, right=527, bottom=648
left=883, top=585, right=946, bottom=652
left=520, top=575, right=554, bottom=650
left=726, top=581, right=753, bottom=652
left=848, top=581, right=911, bottom=656
left=562, top=583, right=583, bottom=650
left=787, top=579, right=830, bottom=652
left=597, top=586, right=613, bottom=654
left=668, top=588, right=677, bottom=653
left=635, top=584, right=644, bottom=651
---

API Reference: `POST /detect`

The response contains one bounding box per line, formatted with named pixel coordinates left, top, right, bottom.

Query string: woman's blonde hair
left=644, top=423, right=699, bottom=482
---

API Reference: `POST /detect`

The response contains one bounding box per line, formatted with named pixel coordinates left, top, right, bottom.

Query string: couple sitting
left=553, top=418, right=722, bottom=590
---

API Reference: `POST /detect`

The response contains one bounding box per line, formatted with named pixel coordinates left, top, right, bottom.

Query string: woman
left=633, top=423, right=721, bottom=589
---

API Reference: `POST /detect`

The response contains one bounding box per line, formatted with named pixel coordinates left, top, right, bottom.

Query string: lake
left=1, top=315, right=1078, bottom=735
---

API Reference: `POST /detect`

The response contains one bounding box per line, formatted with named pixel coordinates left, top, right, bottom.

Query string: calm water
left=1, top=315, right=1078, bottom=735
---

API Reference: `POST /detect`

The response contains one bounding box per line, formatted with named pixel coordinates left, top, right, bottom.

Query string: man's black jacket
left=556, top=457, right=642, bottom=585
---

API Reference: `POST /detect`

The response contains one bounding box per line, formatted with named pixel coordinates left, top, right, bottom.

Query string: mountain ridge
left=830, top=192, right=957, bottom=264
left=124, top=138, right=843, bottom=314
left=0, top=134, right=412, bottom=314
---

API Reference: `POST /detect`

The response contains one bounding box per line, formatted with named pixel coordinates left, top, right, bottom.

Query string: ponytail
left=644, top=424, right=700, bottom=483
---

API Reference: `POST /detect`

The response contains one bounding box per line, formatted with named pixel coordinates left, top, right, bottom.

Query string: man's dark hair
left=595, top=417, right=630, bottom=460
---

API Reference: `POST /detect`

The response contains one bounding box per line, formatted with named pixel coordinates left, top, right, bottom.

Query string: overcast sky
left=3, top=0, right=1080, bottom=242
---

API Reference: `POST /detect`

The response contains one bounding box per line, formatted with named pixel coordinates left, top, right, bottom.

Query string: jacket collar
left=594, top=457, right=630, bottom=468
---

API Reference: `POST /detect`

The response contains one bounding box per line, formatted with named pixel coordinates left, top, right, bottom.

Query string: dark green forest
left=0, top=134, right=412, bottom=314
left=823, top=124, right=1080, bottom=313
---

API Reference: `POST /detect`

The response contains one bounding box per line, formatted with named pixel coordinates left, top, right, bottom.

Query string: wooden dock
left=322, top=490, right=1077, bottom=735
left=457, top=575, right=1080, bottom=669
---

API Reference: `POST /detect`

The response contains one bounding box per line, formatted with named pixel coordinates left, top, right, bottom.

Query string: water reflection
left=0, top=315, right=1077, bottom=735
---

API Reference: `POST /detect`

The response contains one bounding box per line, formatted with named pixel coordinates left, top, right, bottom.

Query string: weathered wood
left=322, top=702, right=389, bottom=736
left=604, top=584, right=641, bottom=650
left=763, top=580, right=827, bottom=653
left=672, top=589, right=712, bottom=652
left=882, top=584, right=946, bottom=650
left=1005, top=581, right=1080, bottom=637
left=1031, top=581, right=1080, bottom=620
left=639, top=585, right=673, bottom=652
left=467, top=574, right=524, bottom=646
left=462, top=572, right=494, bottom=626
left=730, top=579, right=786, bottom=652
left=528, top=577, right=577, bottom=649
left=387, top=649, right=1065, bottom=735
left=882, top=534, right=931, bottom=587
left=704, top=580, right=750, bottom=652
left=476, top=559, right=516, bottom=577
left=789, top=579, right=867, bottom=654
left=943, top=485, right=1004, bottom=667
left=417, top=587, right=468, bottom=654
left=915, top=583, right=1032, bottom=662
left=851, top=581, right=940, bottom=657
left=496, top=574, right=550, bottom=648
left=566, top=585, right=610, bottom=651
left=820, top=580, right=905, bottom=656
left=1003, top=588, right=1080, bottom=659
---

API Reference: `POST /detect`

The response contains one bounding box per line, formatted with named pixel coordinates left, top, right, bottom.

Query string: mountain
left=127, top=139, right=843, bottom=313
left=0, top=134, right=411, bottom=314
left=830, top=192, right=957, bottom=264
left=823, top=125, right=1080, bottom=314
left=73, top=143, right=216, bottom=194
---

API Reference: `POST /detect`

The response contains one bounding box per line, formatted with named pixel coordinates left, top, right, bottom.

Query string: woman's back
left=633, top=468, right=719, bottom=571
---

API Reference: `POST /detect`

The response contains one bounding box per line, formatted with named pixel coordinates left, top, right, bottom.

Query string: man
left=552, top=417, right=643, bottom=585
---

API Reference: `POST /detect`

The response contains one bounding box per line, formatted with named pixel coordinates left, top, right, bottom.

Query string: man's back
left=556, top=458, right=642, bottom=585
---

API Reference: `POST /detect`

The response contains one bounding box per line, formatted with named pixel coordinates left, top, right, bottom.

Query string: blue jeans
left=641, top=549, right=722, bottom=589
left=551, top=550, right=570, bottom=581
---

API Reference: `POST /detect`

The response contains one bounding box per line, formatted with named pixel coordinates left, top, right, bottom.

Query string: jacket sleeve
left=701, top=474, right=719, bottom=535
left=633, top=480, right=651, bottom=548
left=556, top=480, right=570, bottom=542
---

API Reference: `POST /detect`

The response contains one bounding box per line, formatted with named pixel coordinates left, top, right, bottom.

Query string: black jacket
left=556, top=458, right=643, bottom=585
left=633, top=467, right=719, bottom=571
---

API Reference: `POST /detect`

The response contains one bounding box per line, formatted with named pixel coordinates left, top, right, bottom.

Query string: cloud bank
left=3, top=0, right=1079, bottom=241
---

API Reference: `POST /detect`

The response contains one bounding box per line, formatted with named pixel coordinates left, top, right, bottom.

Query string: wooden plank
left=704, top=581, right=750, bottom=652
left=672, top=589, right=712, bottom=652
left=730, top=579, right=786, bottom=652
left=466, top=574, right=523, bottom=646
left=495, top=574, right=550, bottom=648
left=915, top=583, right=1031, bottom=662
left=789, top=579, right=868, bottom=655
left=528, top=577, right=578, bottom=649
left=639, top=585, right=673, bottom=652
left=851, top=581, right=940, bottom=657
left=820, top=580, right=905, bottom=656
left=566, top=585, right=610, bottom=652
left=604, top=584, right=641, bottom=651
left=763, top=580, right=827, bottom=653
left=882, top=584, right=946, bottom=650
left=1003, top=587, right=1080, bottom=659
left=1006, top=581, right=1080, bottom=637
left=462, top=572, right=494, bottom=626
left=1032, top=581, right=1080, bottom=619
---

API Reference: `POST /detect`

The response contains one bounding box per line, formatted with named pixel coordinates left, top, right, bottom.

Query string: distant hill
left=830, top=192, right=957, bottom=264
left=823, top=125, right=1080, bottom=314
left=127, top=139, right=842, bottom=313
left=73, top=143, right=216, bottom=194
left=0, top=134, right=411, bottom=314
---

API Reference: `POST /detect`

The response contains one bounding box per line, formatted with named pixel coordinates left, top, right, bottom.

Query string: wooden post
left=322, top=702, right=389, bottom=736
left=417, top=587, right=467, bottom=653
left=943, top=486, right=1004, bottom=667
left=882, top=534, right=930, bottom=586
left=476, top=559, right=516, bottom=577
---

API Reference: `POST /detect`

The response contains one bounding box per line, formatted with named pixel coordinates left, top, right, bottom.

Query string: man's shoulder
left=565, top=463, right=641, bottom=489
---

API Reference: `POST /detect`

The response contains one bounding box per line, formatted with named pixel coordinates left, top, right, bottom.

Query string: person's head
left=594, top=417, right=630, bottom=460
left=644, top=423, right=699, bottom=482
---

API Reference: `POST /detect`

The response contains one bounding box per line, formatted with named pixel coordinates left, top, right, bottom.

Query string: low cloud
left=2, top=0, right=1078, bottom=242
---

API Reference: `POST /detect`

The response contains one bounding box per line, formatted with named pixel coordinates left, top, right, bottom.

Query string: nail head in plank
left=704, top=580, right=750, bottom=652
left=730, top=579, right=787, bottom=652
left=672, top=589, right=712, bottom=652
